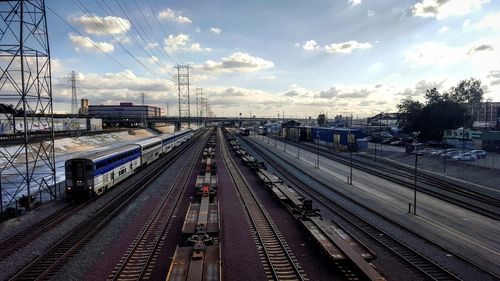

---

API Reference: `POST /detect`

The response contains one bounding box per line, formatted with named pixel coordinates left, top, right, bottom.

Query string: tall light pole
left=442, top=140, right=447, bottom=176
left=348, top=129, right=353, bottom=185
left=379, top=113, right=383, bottom=158
left=315, top=131, right=320, bottom=168
left=284, top=128, right=287, bottom=152
left=412, top=131, right=420, bottom=215
left=297, top=132, right=300, bottom=159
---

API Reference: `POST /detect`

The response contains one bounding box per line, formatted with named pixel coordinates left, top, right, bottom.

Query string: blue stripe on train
left=94, top=153, right=141, bottom=176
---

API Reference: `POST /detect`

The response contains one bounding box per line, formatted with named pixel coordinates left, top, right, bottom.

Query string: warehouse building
left=88, top=102, right=163, bottom=118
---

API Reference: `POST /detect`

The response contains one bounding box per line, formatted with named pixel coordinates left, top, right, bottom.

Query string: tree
left=317, top=113, right=326, bottom=127
left=397, top=87, right=467, bottom=141
left=397, top=97, right=422, bottom=133
left=450, top=78, right=483, bottom=104
left=449, top=78, right=483, bottom=124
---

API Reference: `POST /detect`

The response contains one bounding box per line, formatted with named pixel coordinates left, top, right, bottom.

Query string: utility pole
left=195, top=88, right=203, bottom=128
left=141, top=92, right=147, bottom=128
left=69, top=71, right=78, bottom=116
left=175, top=64, right=191, bottom=129
left=412, top=131, right=420, bottom=215
left=166, top=102, right=169, bottom=117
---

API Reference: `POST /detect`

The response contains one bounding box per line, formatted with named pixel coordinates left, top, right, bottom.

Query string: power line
left=107, top=0, right=176, bottom=75
left=71, top=0, right=162, bottom=78
left=46, top=5, right=130, bottom=70
left=149, top=0, right=187, bottom=63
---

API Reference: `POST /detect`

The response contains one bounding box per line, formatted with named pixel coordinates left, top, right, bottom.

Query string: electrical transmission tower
left=201, top=97, right=208, bottom=126
left=0, top=0, right=56, bottom=211
left=175, top=64, right=190, bottom=129
left=195, top=87, right=203, bottom=128
left=69, top=71, right=78, bottom=116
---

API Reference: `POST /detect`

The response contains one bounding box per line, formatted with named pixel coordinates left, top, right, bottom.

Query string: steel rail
left=220, top=129, right=307, bottom=281
left=265, top=135, right=500, bottom=220
left=109, top=131, right=208, bottom=281
left=242, top=135, right=463, bottom=281
left=8, top=130, right=205, bottom=281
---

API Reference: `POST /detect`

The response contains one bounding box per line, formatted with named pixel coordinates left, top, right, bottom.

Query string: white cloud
left=463, top=19, right=472, bottom=28
left=472, top=12, right=500, bottom=31
left=158, top=8, right=192, bottom=24
left=200, top=52, right=274, bottom=73
left=368, top=10, right=375, bottom=17
left=324, top=40, right=372, bottom=54
left=69, top=14, right=130, bottom=35
left=261, top=75, right=277, bottom=80
left=68, top=33, right=114, bottom=53
left=195, top=27, right=201, bottom=33
left=52, top=69, right=177, bottom=113
left=368, top=62, right=383, bottom=71
left=164, top=34, right=211, bottom=52
left=348, top=0, right=361, bottom=6
left=302, top=40, right=319, bottom=51
left=412, top=0, right=490, bottom=20
left=438, top=26, right=450, bottom=33
left=146, top=42, right=159, bottom=49
left=209, top=27, right=221, bottom=34
left=405, top=40, right=497, bottom=67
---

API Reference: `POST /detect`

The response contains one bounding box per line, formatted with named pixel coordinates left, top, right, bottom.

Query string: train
left=64, top=129, right=193, bottom=197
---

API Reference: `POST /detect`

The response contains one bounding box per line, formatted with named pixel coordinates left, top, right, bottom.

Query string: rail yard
left=2, top=1, right=500, bottom=280
left=0, top=126, right=498, bottom=281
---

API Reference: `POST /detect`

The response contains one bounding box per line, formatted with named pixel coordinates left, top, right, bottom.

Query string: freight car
left=65, top=129, right=193, bottom=197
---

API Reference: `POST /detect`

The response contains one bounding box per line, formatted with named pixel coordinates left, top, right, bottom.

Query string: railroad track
left=108, top=131, right=205, bottom=281
left=241, top=136, right=464, bottom=281
left=265, top=135, right=500, bottom=220
left=219, top=129, right=308, bottom=281
left=0, top=202, right=90, bottom=260
left=7, top=130, right=206, bottom=281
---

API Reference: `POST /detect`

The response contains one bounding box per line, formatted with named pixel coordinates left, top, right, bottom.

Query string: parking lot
left=365, top=142, right=499, bottom=188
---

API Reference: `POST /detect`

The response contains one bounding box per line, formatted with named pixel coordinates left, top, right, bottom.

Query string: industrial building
left=88, top=102, right=164, bottom=119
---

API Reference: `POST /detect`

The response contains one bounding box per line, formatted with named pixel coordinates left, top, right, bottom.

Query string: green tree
left=397, top=97, right=422, bottom=133
left=397, top=86, right=467, bottom=141
left=449, top=78, right=483, bottom=124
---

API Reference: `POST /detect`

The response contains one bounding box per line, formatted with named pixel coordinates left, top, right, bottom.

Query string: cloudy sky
left=48, top=0, right=500, bottom=118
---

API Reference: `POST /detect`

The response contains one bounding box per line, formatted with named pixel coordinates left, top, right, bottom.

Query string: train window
left=86, top=165, right=93, bottom=170
left=72, top=161, right=84, bottom=180
left=143, top=141, right=161, bottom=151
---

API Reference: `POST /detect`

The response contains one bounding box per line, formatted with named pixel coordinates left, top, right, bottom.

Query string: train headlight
left=89, top=186, right=93, bottom=190
left=67, top=187, right=71, bottom=190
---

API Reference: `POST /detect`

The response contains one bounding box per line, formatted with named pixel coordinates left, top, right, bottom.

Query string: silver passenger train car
left=65, top=129, right=193, bottom=197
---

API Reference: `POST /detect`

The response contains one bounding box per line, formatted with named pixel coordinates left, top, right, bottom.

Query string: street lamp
left=348, top=129, right=353, bottom=185
left=442, top=140, right=447, bottom=176
left=297, top=132, right=301, bottom=159
left=284, top=129, right=287, bottom=152
left=315, top=131, right=320, bottom=168
left=412, top=131, right=420, bottom=215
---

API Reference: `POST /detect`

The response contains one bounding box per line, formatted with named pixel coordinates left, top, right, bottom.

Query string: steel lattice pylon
left=0, top=0, right=56, bottom=212
left=175, top=64, right=190, bottom=129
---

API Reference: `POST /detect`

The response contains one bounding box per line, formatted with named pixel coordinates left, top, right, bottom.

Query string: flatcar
left=239, top=127, right=250, bottom=136
left=65, top=129, right=193, bottom=198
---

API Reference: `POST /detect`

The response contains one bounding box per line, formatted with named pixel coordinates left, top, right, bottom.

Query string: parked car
left=431, top=149, right=444, bottom=156
left=420, top=148, right=434, bottom=155
left=440, top=150, right=460, bottom=159
left=390, top=140, right=405, bottom=146
left=452, top=153, right=477, bottom=161
left=470, top=150, right=486, bottom=159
